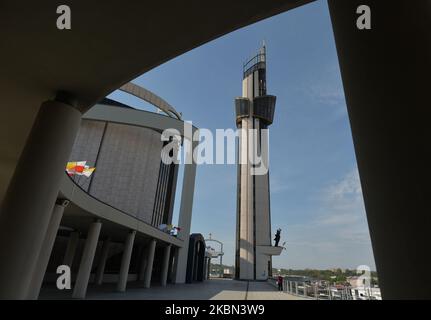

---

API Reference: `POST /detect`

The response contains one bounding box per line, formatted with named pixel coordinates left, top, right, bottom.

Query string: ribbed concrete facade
left=69, top=113, right=177, bottom=227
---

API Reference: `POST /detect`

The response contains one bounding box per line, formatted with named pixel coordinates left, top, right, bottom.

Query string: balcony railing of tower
left=243, top=51, right=266, bottom=78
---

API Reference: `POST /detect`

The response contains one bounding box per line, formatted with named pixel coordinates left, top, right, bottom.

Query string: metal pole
left=220, top=243, right=223, bottom=278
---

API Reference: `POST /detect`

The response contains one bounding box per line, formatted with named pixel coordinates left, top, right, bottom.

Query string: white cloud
left=270, top=173, right=291, bottom=193
left=317, top=169, right=365, bottom=226
left=298, top=62, right=348, bottom=118
left=309, top=82, right=345, bottom=107
left=275, top=167, right=375, bottom=270
left=325, top=169, right=362, bottom=200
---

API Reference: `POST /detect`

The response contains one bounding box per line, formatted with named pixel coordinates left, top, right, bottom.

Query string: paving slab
left=39, top=278, right=306, bottom=300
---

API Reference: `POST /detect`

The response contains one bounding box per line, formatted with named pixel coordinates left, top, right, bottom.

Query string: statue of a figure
left=274, top=228, right=281, bottom=247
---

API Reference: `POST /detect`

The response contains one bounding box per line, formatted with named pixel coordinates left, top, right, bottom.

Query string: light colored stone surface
left=40, top=279, right=305, bottom=300
left=246, top=281, right=304, bottom=300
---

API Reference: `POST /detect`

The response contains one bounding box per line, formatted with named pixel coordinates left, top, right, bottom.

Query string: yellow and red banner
left=66, top=161, right=96, bottom=177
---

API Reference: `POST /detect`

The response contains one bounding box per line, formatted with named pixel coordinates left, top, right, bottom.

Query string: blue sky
left=108, top=0, right=376, bottom=270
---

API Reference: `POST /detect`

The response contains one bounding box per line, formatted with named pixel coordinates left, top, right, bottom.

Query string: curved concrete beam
left=84, top=103, right=198, bottom=138
left=119, top=82, right=182, bottom=120
left=59, top=174, right=183, bottom=247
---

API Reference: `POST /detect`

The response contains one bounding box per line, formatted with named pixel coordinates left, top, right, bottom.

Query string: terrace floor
left=40, top=278, right=306, bottom=300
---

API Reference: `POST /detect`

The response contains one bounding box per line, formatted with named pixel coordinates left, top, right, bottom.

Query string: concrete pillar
left=160, top=244, right=171, bottom=287
left=169, top=247, right=178, bottom=284
left=202, top=257, right=206, bottom=280
left=117, top=231, right=136, bottom=292
left=63, top=231, right=80, bottom=269
left=143, top=239, right=156, bottom=289
left=295, top=282, right=298, bottom=295
left=27, top=200, right=68, bottom=299
left=138, top=245, right=148, bottom=281
left=328, top=1, right=431, bottom=299
left=203, top=257, right=209, bottom=280
left=0, top=99, right=81, bottom=299
left=95, top=238, right=111, bottom=285
left=72, top=221, right=102, bottom=299
left=205, top=258, right=208, bottom=279
left=174, top=137, right=197, bottom=283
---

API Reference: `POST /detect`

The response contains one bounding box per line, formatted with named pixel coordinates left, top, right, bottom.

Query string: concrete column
left=174, top=137, right=197, bottom=283
left=117, top=231, right=136, bottom=292
left=169, top=247, right=178, bottom=284
left=203, top=257, right=209, bottom=280
left=328, top=1, right=431, bottom=299
left=138, top=245, right=148, bottom=281
left=0, top=99, right=81, bottom=299
left=143, top=239, right=157, bottom=289
left=63, top=231, right=80, bottom=269
left=95, top=238, right=111, bottom=285
left=295, top=282, right=298, bottom=295
left=27, top=200, right=68, bottom=299
left=72, top=221, right=102, bottom=299
left=160, top=244, right=172, bottom=287
left=202, top=257, right=206, bottom=280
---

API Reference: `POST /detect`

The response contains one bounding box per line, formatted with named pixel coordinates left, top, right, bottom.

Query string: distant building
left=223, top=267, right=234, bottom=278
left=346, top=276, right=363, bottom=287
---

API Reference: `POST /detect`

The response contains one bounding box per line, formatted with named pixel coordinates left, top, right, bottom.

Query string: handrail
left=270, top=277, right=381, bottom=300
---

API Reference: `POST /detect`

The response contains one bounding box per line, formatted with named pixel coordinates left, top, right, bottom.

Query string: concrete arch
left=119, top=82, right=182, bottom=120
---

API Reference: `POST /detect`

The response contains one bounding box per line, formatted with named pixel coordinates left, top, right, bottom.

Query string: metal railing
left=271, top=278, right=379, bottom=300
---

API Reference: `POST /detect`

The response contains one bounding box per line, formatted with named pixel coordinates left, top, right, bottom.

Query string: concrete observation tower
left=234, top=44, right=282, bottom=281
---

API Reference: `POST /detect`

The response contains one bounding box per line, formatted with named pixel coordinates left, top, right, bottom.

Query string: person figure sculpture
left=274, top=228, right=281, bottom=247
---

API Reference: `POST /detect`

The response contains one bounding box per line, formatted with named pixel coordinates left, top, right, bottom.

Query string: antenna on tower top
left=260, top=39, right=266, bottom=57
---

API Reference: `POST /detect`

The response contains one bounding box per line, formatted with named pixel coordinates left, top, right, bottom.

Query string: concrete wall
left=69, top=120, right=105, bottom=191
left=69, top=119, right=172, bottom=226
